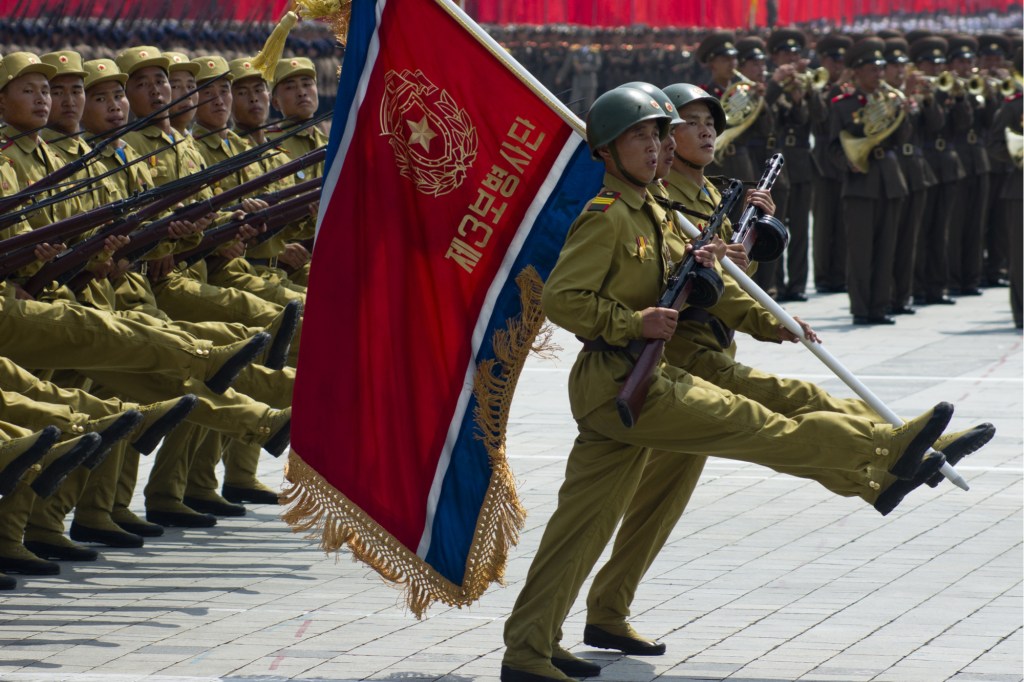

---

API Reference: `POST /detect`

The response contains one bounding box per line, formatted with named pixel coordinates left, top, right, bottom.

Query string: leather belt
left=577, top=336, right=645, bottom=354
left=679, top=308, right=734, bottom=348
left=246, top=257, right=279, bottom=268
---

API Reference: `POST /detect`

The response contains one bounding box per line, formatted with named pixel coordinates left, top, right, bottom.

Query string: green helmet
left=618, top=81, right=683, bottom=125
left=663, top=83, right=727, bottom=134
left=586, top=86, right=672, bottom=158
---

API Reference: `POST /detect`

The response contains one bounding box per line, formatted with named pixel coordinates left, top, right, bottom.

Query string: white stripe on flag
left=416, top=133, right=587, bottom=559
left=315, top=0, right=388, bottom=240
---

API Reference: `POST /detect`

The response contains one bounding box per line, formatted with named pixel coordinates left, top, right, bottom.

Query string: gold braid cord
left=281, top=267, right=545, bottom=617
left=295, top=0, right=352, bottom=45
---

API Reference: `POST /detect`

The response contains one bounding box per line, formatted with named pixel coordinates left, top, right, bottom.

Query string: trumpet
left=788, top=66, right=830, bottom=91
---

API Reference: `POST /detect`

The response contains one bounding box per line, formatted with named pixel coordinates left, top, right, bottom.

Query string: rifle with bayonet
left=614, top=179, right=745, bottom=428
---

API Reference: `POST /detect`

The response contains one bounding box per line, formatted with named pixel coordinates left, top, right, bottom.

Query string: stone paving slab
left=0, top=287, right=1020, bottom=682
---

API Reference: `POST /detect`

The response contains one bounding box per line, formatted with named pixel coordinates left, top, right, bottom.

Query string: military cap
left=816, top=33, right=853, bottom=60
left=977, top=34, right=1010, bottom=57
left=845, top=38, right=887, bottom=68
left=736, top=36, right=767, bottom=62
left=767, top=28, right=805, bottom=54
left=910, top=36, right=949, bottom=64
left=40, top=50, right=87, bottom=78
left=164, top=51, right=200, bottom=76
left=695, top=31, right=738, bottom=63
left=947, top=35, right=978, bottom=61
left=115, top=46, right=171, bottom=76
left=192, top=55, right=233, bottom=84
left=904, top=29, right=933, bottom=46
left=876, top=29, right=903, bottom=40
left=82, top=58, right=127, bottom=90
left=0, top=52, right=57, bottom=89
left=228, top=56, right=263, bottom=83
left=884, top=38, right=911, bottom=64
left=272, top=57, right=317, bottom=87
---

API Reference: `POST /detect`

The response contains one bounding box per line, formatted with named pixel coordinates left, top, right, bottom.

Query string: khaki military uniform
left=503, top=173, right=923, bottom=673
left=583, top=172, right=881, bottom=634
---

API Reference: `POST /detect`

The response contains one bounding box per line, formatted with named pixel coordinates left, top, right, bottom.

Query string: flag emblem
left=380, top=69, right=478, bottom=197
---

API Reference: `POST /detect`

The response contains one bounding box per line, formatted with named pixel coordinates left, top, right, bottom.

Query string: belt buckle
left=935, top=138, right=947, bottom=151
left=269, top=256, right=278, bottom=269
left=139, top=262, right=148, bottom=276
left=967, top=129, right=978, bottom=144
left=872, top=147, right=886, bottom=160
left=785, top=134, right=797, bottom=147
left=902, top=143, right=914, bottom=156
left=766, top=135, right=777, bottom=148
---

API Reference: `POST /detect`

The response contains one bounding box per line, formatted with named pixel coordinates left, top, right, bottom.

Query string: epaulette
left=831, top=92, right=853, bottom=104
left=0, top=138, right=13, bottom=152
left=587, top=190, right=620, bottom=212
left=1007, top=92, right=1022, bottom=102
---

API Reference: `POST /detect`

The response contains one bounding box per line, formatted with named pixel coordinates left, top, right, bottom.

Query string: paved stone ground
left=0, top=286, right=1020, bottom=682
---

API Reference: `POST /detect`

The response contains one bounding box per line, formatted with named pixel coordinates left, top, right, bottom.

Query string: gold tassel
left=252, top=10, right=300, bottom=82
left=295, top=0, right=352, bottom=46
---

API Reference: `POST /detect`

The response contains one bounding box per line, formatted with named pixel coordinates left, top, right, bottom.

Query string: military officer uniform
left=827, top=39, right=909, bottom=324
left=946, top=36, right=991, bottom=297
left=978, top=35, right=1013, bottom=286
left=767, top=29, right=814, bottom=301
left=911, top=36, right=968, bottom=306
left=809, top=34, right=853, bottom=293
left=696, top=33, right=755, bottom=183
left=884, top=38, right=940, bottom=315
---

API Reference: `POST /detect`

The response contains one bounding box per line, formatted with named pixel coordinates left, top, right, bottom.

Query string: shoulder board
left=1007, top=92, right=1022, bottom=102
left=587, top=190, right=620, bottom=212
left=0, top=139, right=13, bottom=151
left=831, top=92, right=853, bottom=104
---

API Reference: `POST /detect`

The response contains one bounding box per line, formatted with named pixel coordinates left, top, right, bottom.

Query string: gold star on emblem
left=407, top=115, right=437, bottom=152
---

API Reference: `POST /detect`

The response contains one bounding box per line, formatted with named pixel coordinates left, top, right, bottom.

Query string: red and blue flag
left=283, top=0, right=603, bottom=615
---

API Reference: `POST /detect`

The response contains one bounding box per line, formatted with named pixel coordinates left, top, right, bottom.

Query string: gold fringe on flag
left=281, top=267, right=546, bottom=617
left=251, top=10, right=300, bottom=82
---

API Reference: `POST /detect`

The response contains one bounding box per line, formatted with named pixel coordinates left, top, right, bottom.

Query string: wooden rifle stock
left=614, top=181, right=745, bottom=427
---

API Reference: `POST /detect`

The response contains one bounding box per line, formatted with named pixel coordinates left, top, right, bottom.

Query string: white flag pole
left=672, top=210, right=970, bottom=491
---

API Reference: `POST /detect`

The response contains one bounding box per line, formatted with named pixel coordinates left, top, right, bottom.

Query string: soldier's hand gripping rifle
left=731, top=153, right=789, bottom=262
left=178, top=188, right=322, bottom=274
left=614, top=179, right=745, bottom=428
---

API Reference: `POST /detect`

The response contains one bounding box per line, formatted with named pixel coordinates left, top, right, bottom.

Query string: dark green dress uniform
left=827, top=39, right=909, bottom=323
left=767, top=29, right=814, bottom=301
left=501, top=172, right=946, bottom=678
left=985, top=87, right=1023, bottom=327
left=946, top=36, right=991, bottom=296
left=979, top=35, right=1014, bottom=286
left=911, top=37, right=969, bottom=305
left=885, top=39, right=940, bottom=314
left=697, top=32, right=756, bottom=183
left=810, top=34, right=853, bottom=293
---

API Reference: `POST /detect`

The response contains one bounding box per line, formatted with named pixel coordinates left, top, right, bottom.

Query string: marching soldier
left=828, top=37, right=909, bottom=325
left=809, top=33, right=853, bottom=294
left=500, top=83, right=974, bottom=682
left=978, top=34, right=1013, bottom=287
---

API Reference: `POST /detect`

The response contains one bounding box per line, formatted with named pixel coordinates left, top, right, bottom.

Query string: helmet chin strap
left=609, top=144, right=653, bottom=189
left=674, top=151, right=706, bottom=170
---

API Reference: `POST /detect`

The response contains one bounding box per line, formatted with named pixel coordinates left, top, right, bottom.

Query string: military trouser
left=584, top=342, right=880, bottom=629
left=782, top=179, right=813, bottom=297
left=812, top=177, right=846, bottom=291
left=1008, top=198, right=1023, bottom=328
left=504, top=357, right=911, bottom=670
left=208, top=257, right=305, bottom=307
left=844, top=196, right=901, bottom=319
left=947, top=171, right=990, bottom=292
left=914, top=179, right=957, bottom=300
left=983, top=170, right=1009, bottom=283
left=891, top=186, right=928, bottom=310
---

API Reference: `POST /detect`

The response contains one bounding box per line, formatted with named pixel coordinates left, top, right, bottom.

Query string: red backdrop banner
left=0, top=0, right=291, bottom=21
left=468, top=0, right=1020, bottom=27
